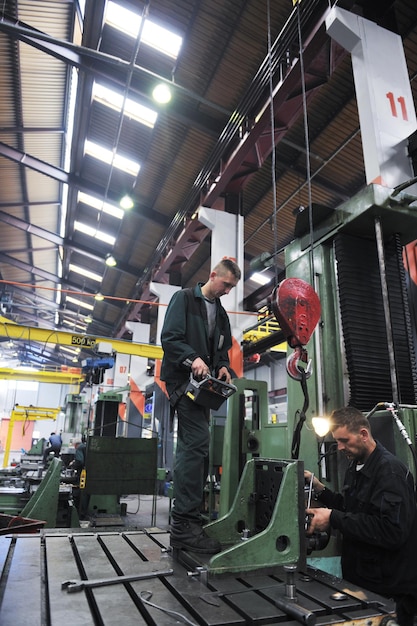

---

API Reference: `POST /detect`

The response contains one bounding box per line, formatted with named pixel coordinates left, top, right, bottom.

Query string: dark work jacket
left=318, top=442, right=417, bottom=598
left=160, top=283, right=232, bottom=388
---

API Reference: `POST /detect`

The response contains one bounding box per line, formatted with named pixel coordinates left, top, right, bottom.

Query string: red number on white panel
left=386, top=92, right=409, bottom=121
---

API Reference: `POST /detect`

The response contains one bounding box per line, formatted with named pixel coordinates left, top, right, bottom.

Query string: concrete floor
left=119, top=494, right=171, bottom=531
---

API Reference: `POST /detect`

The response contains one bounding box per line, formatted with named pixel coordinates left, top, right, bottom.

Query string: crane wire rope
left=266, top=0, right=279, bottom=286
left=267, top=0, right=316, bottom=458
left=295, top=0, right=315, bottom=286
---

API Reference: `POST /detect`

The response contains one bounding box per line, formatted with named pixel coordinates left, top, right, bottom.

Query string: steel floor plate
left=0, top=529, right=396, bottom=626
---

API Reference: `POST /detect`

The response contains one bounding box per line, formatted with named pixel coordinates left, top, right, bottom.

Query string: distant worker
left=42, top=431, right=62, bottom=464
left=305, top=406, right=417, bottom=626
left=69, top=439, right=88, bottom=519
left=161, top=258, right=241, bottom=553
left=69, top=439, right=86, bottom=477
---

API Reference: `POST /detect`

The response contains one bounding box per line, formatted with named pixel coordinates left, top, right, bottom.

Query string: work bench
left=0, top=528, right=396, bottom=625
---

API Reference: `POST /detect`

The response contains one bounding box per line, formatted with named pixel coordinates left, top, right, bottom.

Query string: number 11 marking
left=386, top=92, right=409, bottom=121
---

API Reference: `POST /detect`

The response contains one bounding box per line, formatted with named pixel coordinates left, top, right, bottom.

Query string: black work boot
left=170, top=519, right=221, bottom=554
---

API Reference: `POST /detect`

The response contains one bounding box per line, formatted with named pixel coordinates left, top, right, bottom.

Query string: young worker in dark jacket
left=161, top=258, right=241, bottom=553
left=306, top=406, right=417, bottom=626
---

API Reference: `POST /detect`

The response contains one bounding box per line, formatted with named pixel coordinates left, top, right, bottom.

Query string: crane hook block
left=271, top=278, right=321, bottom=348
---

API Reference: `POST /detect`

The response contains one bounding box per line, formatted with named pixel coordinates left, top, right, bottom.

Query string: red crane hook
left=271, top=278, right=321, bottom=381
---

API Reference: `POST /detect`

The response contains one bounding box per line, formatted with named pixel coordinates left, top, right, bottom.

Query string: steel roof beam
left=0, top=209, right=145, bottom=277
left=0, top=142, right=170, bottom=228
left=0, top=15, right=228, bottom=137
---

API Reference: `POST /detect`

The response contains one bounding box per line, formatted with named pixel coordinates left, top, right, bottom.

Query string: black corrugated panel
left=335, top=233, right=417, bottom=410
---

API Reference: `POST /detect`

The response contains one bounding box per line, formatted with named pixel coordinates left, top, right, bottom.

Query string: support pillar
left=326, top=7, right=417, bottom=192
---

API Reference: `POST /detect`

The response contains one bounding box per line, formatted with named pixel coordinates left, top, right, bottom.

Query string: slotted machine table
left=0, top=528, right=396, bottom=626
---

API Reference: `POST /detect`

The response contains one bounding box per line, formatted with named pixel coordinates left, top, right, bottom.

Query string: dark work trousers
left=171, top=393, right=210, bottom=523
left=395, top=595, right=417, bottom=626
left=43, top=445, right=61, bottom=463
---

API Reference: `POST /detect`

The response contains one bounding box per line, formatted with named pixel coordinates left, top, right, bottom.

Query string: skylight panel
left=92, top=83, right=158, bottom=128
left=78, top=191, right=124, bottom=220
left=84, top=140, right=140, bottom=177
left=61, top=345, right=82, bottom=355
left=62, top=319, right=87, bottom=332
left=66, top=296, right=94, bottom=311
left=251, top=272, right=271, bottom=286
left=105, top=1, right=182, bottom=59
left=69, top=263, right=103, bottom=283
left=74, top=220, right=116, bottom=246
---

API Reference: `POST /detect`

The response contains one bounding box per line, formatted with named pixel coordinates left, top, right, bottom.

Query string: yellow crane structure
left=0, top=368, right=85, bottom=384
left=2, top=405, right=62, bottom=468
left=0, top=319, right=164, bottom=359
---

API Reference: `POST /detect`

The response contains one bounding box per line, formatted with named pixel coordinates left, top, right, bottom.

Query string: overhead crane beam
left=0, top=368, right=84, bottom=385
left=0, top=321, right=163, bottom=360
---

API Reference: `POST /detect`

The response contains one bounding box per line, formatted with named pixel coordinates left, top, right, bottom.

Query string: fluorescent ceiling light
left=92, top=82, right=158, bottom=128
left=62, top=319, right=88, bottom=332
left=105, top=1, right=182, bottom=59
left=84, top=140, right=140, bottom=177
left=69, top=263, right=103, bottom=282
left=61, top=346, right=81, bottom=355
left=251, top=272, right=271, bottom=286
left=78, top=191, right=124, bottom=219
left=66, top=296, right=94, bottom=311
left=74, top=221, right=116, bottom=246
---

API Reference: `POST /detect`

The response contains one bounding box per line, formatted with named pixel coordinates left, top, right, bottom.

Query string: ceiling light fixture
left=105, top=254, right=117, bottom=267
left=120, top=194, right=134, bottom=210
left=152, top=83, right=172, bottom=104
left=95, top=293, right=105, bottom=301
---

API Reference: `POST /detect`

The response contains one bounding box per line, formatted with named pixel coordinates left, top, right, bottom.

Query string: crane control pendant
left=185, top=374, right=237, bottom=410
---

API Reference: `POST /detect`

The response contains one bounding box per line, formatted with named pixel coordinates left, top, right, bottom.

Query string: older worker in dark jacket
left=161, top=258, right=241, bottom=554
left=306, top=406, right=417, bottom=626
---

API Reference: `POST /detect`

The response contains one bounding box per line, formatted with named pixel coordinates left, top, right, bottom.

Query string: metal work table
left=0, top=528, right=396, bottom=626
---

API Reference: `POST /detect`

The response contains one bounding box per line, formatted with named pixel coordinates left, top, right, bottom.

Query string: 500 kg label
left=71, top=335, right=96, bottom=347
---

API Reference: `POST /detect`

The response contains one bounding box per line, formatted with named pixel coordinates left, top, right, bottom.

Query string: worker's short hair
left=330, top=406, right=370, bottom=433
left=73, top=439, right=82, bottom=447
left=214, top=258, right=241, bottom=280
